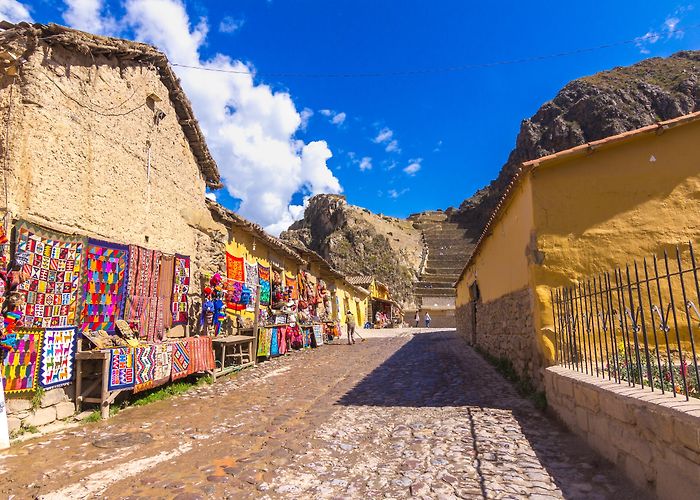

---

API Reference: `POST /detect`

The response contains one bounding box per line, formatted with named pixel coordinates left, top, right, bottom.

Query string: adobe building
left=456, top=112, right=700, bottom=387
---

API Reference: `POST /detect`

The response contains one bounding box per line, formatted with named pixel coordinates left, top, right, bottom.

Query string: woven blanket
left=257, top=327, right=272, bottom=357
left=133, top=344, right=157, bottom=393
left=278, top=325, right=288, bottom=355
left=285, top=274, right=299, bottom=300
left=245, top=261, right=259, bottom=288
left=125, top=246, right=162, bottom=341
left=258, top=264, right=271, bottom=305
left=185, top=336, right=215, bottom=374
left=16, top=221, right=85, bottom=328
left=157, top=255, right=175, bottom=331
left=39, top=326, right=78, bottom=389
left=171, top=254, right=190, bottom=326
left=80, top=239, right=129, bottom=333
left=170, top=340, right=190, bottom=381
left=108, top=347, right=134, bottom=391
left=313, top=324, right=324, bottom=347
left=270, top=327, right=279, bottom=356
left=226, top=252, right=244, bottom=282
left=152, top=343, right=173, bottom=388
left=2, top=328, right=43, bottom=393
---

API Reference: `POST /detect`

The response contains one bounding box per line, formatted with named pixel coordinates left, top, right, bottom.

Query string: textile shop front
left=0, top=219, right=216, bottom=425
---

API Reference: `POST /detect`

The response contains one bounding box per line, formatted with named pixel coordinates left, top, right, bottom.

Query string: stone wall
left=455, top=287, right=543, bottom=386
left=545, top=366, right=700, bottom=499
left=5, top=387, right=76, bottom=437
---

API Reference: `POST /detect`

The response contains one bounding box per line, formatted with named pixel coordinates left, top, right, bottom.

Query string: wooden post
left=252, top=285, right=261, bottom=364
left=100, top=358, right=110, bottom=419
left=0, top=376, right=9, bottom=449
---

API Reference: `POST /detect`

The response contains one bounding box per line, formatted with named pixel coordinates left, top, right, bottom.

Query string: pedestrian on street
left=346, top=310, right=356, bottom=345
left=414, top=311, right=420, bottom=328
left=425, top=312, right=431, bottom=328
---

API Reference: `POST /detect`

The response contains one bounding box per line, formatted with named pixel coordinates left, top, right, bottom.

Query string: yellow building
left=456, top=112, right=700, bottom=386
left=348, top=276, right=400, bottom=327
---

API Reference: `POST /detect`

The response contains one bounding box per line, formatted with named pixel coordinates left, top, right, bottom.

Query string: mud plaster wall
left=0, top=41, right=227, bottom=292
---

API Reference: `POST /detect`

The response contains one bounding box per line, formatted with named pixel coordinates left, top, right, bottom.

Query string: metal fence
left=551, top=243, right=700, bottom=401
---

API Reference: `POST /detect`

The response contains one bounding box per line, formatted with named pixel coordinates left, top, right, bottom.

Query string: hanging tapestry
left=226, top=252, right=245, bottom=283
left=107, top=346, right=134, bottom=391
left=1, top=327, right=43, bottom=393
left=171, top=254, right=190, bottom=326
left=313, top=324, right=324, bottom=347
left=80, top=239, right=129, bottom=333
left=170, top=340, right=190, bottom=381
left=125, top=246, right=162, bottom=342
left=152, top=343, right=173, bottom=388
left=258, top=264, right=271, bottom=305
left=301, top=326, right=313, bottom=348
left=257, top=327, right=272, bottom=357
left=285, top=274, right=298, bottom=300
left=270, top=327, right=279, bottom=356
left=185, top=336, right=215, bottom=374
left=157, top=255, right=175, bottom=332
left=38, top=326, right=78, bottom=389
left=245, top=261, right=259, bottom=288
left=15, top=221, right=85, bottom=328
left=133, top=344, right=157, bottom=393
left=278, top=325, right=288, bottom=355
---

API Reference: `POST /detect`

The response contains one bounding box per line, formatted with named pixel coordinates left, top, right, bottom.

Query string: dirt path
left=0, top=329, right=649, bottom=499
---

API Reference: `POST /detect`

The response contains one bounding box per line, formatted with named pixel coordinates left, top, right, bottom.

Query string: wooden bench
left=211, top=335, right=255, bottom=381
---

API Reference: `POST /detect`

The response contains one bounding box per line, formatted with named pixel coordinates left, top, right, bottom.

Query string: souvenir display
left=2, top=327, right=43, bottom=393
left=38, top=326, right=78, bottom=389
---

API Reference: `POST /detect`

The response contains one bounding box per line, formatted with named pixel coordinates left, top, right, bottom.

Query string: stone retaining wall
left=456, top=288, right=542, bottom=386
left=545, top=366, right=700, bottom=499
left=5, top=387, right=76, bottom=436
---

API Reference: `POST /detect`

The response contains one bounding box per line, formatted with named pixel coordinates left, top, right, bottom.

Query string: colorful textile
left=258, top=264, right=271, bottom=305
left=157, top=255, right=175, bottom=331
left=245, top=261, right=259, bottom=288
left=108, top=347, right=134, bottom=391
left=170, top=340, right=190, bottom=381
left=39, top=326, right=78, bottom=389
left=186, top=336, right=215, bottom=373
left=278, top=325, right=288, bottom=355
left=313, top=324, right=324, bottom=347
left=171, top=255, right=190, bottom=326
left=80, top=239, right=129, bottom=333
left=302, top=326, right=313, bottom=348
left=257, top=327, right=272, bottom=357
left=1, top=328, right=43, bottom=393
left=288, top=325, right=303, bottom=349
left=125, top=246, right=162, bottom=342
left=270, top=328, right=279, bottom=356
left=285, top=274, right=298, bottom=300
left=152, top=343, right=173, bottom=388
left=226, top=253, right=245, bottom=282
left=133, top=344, right=157, bottom=393
left=16, top=221, right=85, bottom=328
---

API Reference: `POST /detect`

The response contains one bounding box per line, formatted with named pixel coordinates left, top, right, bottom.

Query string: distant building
left=347, top=275, right=400, bottom=327
left=455, top=112, right=700, bottom=386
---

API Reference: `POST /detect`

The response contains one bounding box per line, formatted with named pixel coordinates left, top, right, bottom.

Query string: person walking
left=414, top=311, right=420, bottom=328
left=346, top=310, right=356, bottom=345
left=425, top=312, right=431, bottom=328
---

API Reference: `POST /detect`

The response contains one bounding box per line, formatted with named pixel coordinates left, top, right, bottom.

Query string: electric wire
left=170, top=24, right=700, bottom=78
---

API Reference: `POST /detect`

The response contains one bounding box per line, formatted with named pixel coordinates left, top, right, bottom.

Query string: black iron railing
left=551, top=243, right=700, bottom=401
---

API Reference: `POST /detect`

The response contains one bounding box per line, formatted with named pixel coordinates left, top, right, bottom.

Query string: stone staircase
left=409, top=211, right=477, bottom=317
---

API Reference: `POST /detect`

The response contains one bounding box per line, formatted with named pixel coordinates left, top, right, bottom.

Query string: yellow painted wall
left=456, top=176, right=536, bottom=307
left=532, top=120, right=700, bottom=358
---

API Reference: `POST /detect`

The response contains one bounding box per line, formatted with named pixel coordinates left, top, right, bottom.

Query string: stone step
left=414, top=282, right=455, bottom=290
left=425, top=266, right=465, bottom=274
left=425, top=237, right=471, bottom=245
left=417, top=275, right=456, bottom=283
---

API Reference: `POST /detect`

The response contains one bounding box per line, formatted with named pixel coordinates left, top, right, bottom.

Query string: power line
left=171, top=24, right=700, bottom=79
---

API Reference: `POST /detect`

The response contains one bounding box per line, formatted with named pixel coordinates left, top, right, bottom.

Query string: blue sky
left=15, top=1, right=700, bottom=232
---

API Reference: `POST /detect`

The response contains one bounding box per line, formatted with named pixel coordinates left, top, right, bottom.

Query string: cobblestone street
left=0, top=329, right=648, bottom=499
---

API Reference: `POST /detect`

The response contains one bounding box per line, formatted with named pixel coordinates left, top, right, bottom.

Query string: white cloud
left=82, top=0, right=343, bottom=234
left=385, top=139, right=400, bottom=153
left=373, top=127, right=393, bottom=143
left=63, top=0, right=119, bottom=35
left=319, top=109, right=333, bottom=117
left=205, top=192, right=217, bottom=201
left=0, top=0, right=33, bottom=23
left=299, top=107, right=313, bottom=131
left=433, top=140, right=443, bottom=152
left=635, top=8, right=689, bottom=53
left=403, top=158, right=422, bottom=176
left=359, top=157, right=372, bottom=171
left=388, top=188, right=409, bottom=199
left=219, top=15, right=244, bottom=34
left=331, top=111, right=346, bottom=126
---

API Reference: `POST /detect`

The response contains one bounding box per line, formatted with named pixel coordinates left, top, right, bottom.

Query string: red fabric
left=226, top=253, right=245, bottom=282
left=186, top=336, right=215, bottom=374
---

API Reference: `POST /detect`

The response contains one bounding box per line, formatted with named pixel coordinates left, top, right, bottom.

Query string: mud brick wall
left=456, top=288, right=542, bottom=386
left=545, top=366, right=700, bottom=499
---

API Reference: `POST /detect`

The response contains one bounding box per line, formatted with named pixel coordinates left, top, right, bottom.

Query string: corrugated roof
left=455, top=111, right=700, bottom=286
left=0, top=21, right=222, bottom=188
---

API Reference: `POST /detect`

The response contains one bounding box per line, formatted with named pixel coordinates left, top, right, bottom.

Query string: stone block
left=634, top=407, right=673, bottom=443
left=587, top=413, right=609, bottom=439
left=55, top=401, right=75, bottom=420
left=7, top=416, right=21, bottom=434
left=41, top=388, right=67, bottom=408
left=600, top=394, right=634, bottom=424
left=657, top=450, right=700, bottom=497
left=557, top=377, right=574, bottom=398
left=5, top=398, right=32, bottom=413
left=573, top=384, right=600, bottom=412
left=575, top=407, right=589, bottom=432
left=674, top=419, right=700, bottom=453
left=24, top=406, right=56, bottom=428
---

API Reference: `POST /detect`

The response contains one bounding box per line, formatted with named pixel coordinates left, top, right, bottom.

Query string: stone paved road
left=0, top=329, right=650, bottom=499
